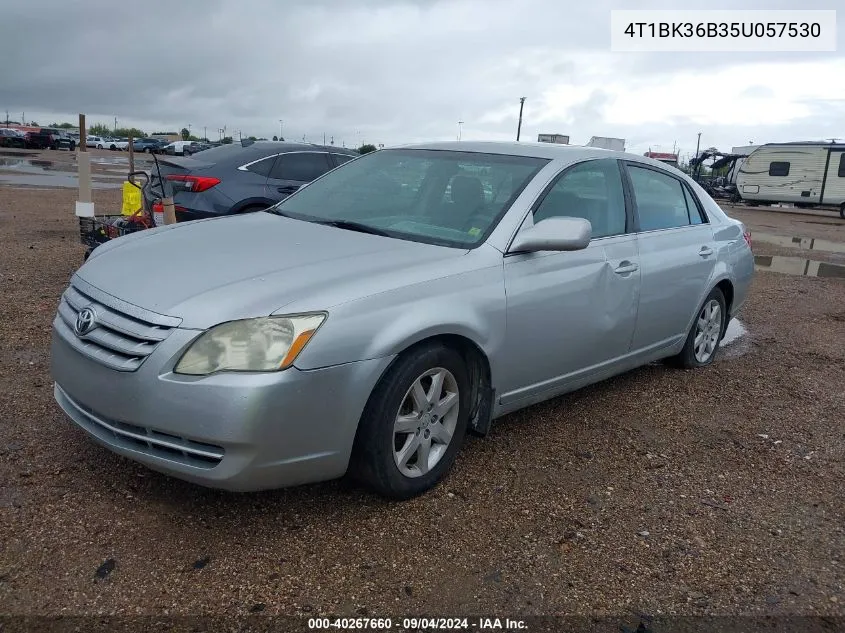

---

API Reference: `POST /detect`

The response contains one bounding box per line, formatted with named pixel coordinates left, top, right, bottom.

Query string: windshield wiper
left=311, top=219, right=391, bottom=237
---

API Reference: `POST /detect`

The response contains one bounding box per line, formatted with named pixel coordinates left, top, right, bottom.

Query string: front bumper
left=51, top=325, right=393, bottom=491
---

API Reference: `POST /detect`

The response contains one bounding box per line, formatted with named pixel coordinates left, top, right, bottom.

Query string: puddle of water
left=753, top=232, right=845, bottom=255
left=90, top=156, right=129, bottom=166
left=722, top=319, right=747, bottom=346
left=755, top=255, right=845, bottom=278
left=0, top=157, right=59, bottom=173
left=0, top=174, right=121, bottom=189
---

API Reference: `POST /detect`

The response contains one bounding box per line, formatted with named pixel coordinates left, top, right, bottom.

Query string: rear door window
left=269, top=152, right=332, bottom=182
left=244, top=156, right=276, bottom=177
left=627, top=165, right=695, bottom=231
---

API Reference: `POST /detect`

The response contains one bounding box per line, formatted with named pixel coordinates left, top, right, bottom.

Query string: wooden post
left=79, top=115, right=87, bottom=151
left=75, top=113, right=94, bottom=218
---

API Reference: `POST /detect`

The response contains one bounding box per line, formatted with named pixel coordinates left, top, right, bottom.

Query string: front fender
left=292, top=263, right=507, bottom=384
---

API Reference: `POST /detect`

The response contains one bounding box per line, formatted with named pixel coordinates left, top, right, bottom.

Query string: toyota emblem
left=75, top=307, right=98, bottom=336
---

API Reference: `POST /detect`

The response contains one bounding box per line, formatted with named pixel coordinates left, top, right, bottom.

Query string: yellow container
left=121, top=180, right=143, bottom=216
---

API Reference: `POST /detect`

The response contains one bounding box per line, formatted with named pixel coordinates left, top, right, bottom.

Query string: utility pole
left=203, top=126, right=207, bottom=141
left=279, top=119, right=283, bottom=140
left=114, top=116, right=117, bottom=132
left=323, top=132, right=326, bottom=145
left=516, top=97, right=526, bottom=141
left=457, top=121, right=463, bottom=141
left=4, top=110, right=8, bottom=127
left=694, top=132, right=702, bottom=179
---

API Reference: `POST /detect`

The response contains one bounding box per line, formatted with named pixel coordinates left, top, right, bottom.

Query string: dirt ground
left=0, top=176, right=843, bottom=623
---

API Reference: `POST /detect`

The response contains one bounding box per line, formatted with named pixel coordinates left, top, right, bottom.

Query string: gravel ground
left=0, top=184, right=843, bottom=621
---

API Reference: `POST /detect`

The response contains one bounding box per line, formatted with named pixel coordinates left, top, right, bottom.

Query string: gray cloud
left=1, top=0, right=843, bottom=154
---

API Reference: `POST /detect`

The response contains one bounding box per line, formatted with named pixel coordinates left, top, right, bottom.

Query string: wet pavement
left=754, top=255, right=845, bottom=278
left=0, top=156, right=124, bottom=189
left=753, top=231, right=845, bottom=255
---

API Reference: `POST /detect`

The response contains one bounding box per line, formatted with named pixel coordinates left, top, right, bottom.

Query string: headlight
left=174, top=314, right=326, bottom=375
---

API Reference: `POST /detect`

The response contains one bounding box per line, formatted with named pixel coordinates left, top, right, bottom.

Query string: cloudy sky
left=1, top=0, right=843, bottom=157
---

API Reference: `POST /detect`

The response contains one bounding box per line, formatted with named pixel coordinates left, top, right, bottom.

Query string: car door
left=622, top=162, right=717, bottom=353
left=499, top=158, right=640, bottom=406
left=265, top=151, right=333, bottom=200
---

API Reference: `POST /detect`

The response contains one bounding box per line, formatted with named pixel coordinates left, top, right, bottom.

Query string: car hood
left=76, top=213, right=467, bottom=329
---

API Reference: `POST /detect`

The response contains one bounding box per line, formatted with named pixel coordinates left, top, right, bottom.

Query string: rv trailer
left=736, top=142, right=845, bottom=219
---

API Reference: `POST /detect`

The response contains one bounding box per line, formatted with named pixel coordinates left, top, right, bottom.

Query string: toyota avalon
left=51, top=141, right=754, bottom=498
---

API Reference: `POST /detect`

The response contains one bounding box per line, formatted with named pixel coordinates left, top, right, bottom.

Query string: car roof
left=395, top=140, right=665, bottom=167
left=194, top=141, right=358, bottom=165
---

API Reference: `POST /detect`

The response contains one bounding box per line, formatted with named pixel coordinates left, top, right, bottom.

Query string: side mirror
left=508, top=217, right=592, bottom=253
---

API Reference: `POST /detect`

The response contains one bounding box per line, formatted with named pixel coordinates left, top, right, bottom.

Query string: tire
left=144, top=148, right=150, bottom=153
left=839, top=203, right=845, bottom=220
left=350, top=343, right=471, bottom=499
left=667, top=287, right=727, bottom=369
left=96, top=144, right=102, bottom=149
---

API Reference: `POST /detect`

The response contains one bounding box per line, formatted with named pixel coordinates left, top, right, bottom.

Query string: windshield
left=270, top=148, right=548, bottom=248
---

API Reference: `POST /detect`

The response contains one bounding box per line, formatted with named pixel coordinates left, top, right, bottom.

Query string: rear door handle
left=276, top=186, right=298, bottom=194
left=614, top=261, right=639, bottom=275
left=699, top=246, right=715, bottom=257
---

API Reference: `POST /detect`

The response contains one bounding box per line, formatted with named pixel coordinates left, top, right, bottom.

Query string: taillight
left=165, top=174, right=220, bottom=192
left=743, top=230, right=752, bottom=249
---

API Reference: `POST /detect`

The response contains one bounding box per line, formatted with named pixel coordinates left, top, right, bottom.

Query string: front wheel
left=96, top=144, right=102, bottom=149
left=667, top=288, right=727, bottom=369
left=144, top=148, right=150, bottom=153
left=351, top=344, right=470, bottom=499
left=840, top=203, right=845, bottom=220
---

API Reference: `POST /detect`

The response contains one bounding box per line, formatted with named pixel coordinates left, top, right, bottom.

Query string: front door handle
left=699, top=246, right=715, bottom=257
left=614, top=261, right=639, bottom=275
left=277, top=186, right=298, bottom=194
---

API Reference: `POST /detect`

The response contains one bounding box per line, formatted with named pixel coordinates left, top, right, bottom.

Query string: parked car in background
left=26, top=128, right=76, bottom=150
left=86, top=135, right=106, bottom=149
left=184, top=142, right=212, bottom=156
left=52, top=141, right=754, bottom=498
left=107, top=138, right=130, bottom=150
left=163, top=140, right=200, bottom=156
left=0, top=128, right=27, bottom=148
left=141, top=141, right=358, bottom=221
left=131, top=138, right=168, bottom=154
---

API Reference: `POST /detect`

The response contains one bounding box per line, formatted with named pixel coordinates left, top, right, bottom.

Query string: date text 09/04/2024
left=307, top=617, right=528, bottom=630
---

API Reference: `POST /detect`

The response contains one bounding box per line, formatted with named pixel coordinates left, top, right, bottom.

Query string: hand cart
left=79, top=171, right=155, bottom=260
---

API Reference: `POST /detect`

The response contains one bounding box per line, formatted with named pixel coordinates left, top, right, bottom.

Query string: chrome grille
left=54, top=276, right=181, bottom=372
left=56, top=384, right=224, bottom=469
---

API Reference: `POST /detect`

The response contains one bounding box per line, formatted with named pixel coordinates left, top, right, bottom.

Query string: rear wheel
left=840, top=203, right=845, bottom=220
left=96, top=144, right=103, bottom=149
left=667, top=288, right=727, bottom=369
left=351, top=343, right=470, bottom=499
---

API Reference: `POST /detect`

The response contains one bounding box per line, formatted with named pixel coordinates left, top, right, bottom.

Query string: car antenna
left=152, top=151, right=166, bottom=198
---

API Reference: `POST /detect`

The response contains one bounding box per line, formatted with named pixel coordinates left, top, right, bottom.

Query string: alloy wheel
left=393, top=367, right=460, bottom=478
left=694, top=299, right=722, bottom=363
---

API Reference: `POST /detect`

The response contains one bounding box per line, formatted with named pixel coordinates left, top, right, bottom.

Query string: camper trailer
left=736, top=142, right=845, bottom=218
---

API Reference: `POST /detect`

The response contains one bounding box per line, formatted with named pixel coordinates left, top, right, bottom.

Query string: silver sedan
left=50, top=141, right=754, bottom=498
